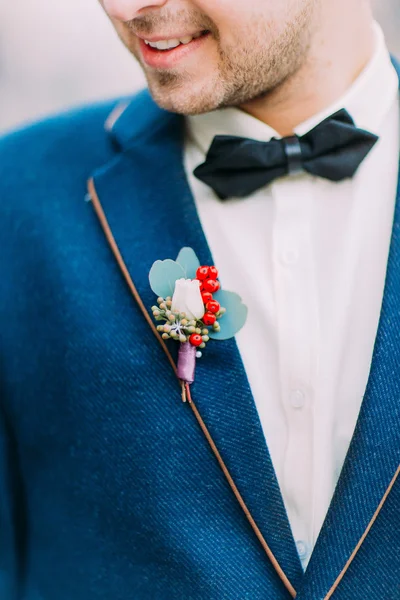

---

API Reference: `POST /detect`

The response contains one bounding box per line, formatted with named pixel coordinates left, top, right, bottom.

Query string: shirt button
left=289, top=389, right=306, bottom=409
left=280, top=248, right=299, bottom=265
left=296, top=540, right=308, bottom=560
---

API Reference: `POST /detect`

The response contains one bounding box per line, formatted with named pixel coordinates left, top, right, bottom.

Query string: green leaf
left=149, top=259, right=185, bottom=298
left=176, top=247, right=201, bottom=279
left=209, top=290, right=248, bottom=340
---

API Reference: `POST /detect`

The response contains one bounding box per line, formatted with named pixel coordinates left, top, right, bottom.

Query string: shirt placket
left=271, top=176, right=320, bottom=569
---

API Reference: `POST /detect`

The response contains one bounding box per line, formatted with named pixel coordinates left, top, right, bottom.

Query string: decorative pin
left=149, top=247, right=248, bottom=400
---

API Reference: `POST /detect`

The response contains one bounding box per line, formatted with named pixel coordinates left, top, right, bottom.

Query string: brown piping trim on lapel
left=184, top=383, right=298, bottom=597
left=87, top=177, right=297, bottom=599
left=324, top=463, right=400, bottom=600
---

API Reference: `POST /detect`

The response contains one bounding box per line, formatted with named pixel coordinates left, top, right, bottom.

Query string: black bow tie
left=193, top=109, right=379, bottom=200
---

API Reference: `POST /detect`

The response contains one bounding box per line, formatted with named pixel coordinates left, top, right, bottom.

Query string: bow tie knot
left=193, top=109, right=379, bottom=200
left=281, top=136, right=303, bottom=175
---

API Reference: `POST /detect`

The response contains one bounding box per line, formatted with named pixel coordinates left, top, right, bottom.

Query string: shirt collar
left=186, top=22, right=398, bottom=155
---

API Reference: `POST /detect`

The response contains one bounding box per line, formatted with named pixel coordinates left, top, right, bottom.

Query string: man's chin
left=145, top=77, right=224, bottom=116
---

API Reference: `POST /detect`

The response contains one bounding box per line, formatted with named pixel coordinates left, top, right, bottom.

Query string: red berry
left=189, top=334, right=203, bottom=347
left=203, top=279, right=220, bottom=293
left=196, top=266, right=210, bottom=281
left=206, top=300, right=220, bottom=314
left=203, top=312, right=217, bottom=326
left=208, top=266, right=219, bottom=280
left=201, top=291, right=213, bottom=305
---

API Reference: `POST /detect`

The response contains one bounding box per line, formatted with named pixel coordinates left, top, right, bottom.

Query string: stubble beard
left=127, top=4, right=315, bottom=115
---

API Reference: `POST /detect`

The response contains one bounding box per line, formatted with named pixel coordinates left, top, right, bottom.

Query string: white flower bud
left=171, top=278, right=205, bottom=321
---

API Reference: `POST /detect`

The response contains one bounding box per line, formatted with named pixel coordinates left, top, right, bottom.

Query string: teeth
left=149, top=40, right=170, bottom=50
left=179, top=36, right=193, bottom=45
left=144, top=32, right=205, bottom=50
left=167, top=39, right=181, bottom=49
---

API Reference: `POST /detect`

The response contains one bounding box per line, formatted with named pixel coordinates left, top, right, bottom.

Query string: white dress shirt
left=183, top=24, right=400, bottom=570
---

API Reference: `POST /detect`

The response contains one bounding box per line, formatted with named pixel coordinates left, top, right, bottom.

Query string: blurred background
left=1, top=0, right=399, bottom=133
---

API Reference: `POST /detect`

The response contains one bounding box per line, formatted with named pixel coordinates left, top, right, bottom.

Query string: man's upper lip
left=136, top=31, right=205, bottom=42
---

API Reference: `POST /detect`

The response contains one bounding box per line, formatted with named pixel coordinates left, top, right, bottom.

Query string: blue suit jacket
left=0, top=69, right=399, bottom=599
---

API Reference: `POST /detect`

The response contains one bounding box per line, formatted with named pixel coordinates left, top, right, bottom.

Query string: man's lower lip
left=139, top=33, right=210, bottom=68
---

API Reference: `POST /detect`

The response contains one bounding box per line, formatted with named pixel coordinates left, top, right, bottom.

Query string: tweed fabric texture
left=0, top=63, right=399, bottom=598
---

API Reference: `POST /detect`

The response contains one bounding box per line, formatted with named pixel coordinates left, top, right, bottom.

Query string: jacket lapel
left=295, top=70, right=400, bottom=597
left=88, top=92, right=304, bottom=592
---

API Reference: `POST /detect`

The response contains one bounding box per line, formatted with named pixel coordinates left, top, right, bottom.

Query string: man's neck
left=239, top=3, right=376, bottom=136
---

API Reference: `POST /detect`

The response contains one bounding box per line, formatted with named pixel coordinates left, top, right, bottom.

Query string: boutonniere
left=149, top=247, right=248, bottom=400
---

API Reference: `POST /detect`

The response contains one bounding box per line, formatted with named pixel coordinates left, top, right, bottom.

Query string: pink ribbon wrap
left=177, top=342, right=197, bottom=384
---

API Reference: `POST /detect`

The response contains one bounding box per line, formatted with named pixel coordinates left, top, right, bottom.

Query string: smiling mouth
left=143, top=30, right=210, bottom=52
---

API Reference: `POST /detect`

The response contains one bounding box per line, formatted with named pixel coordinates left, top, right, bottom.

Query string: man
left=0, top=0, right=399, bottom=598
